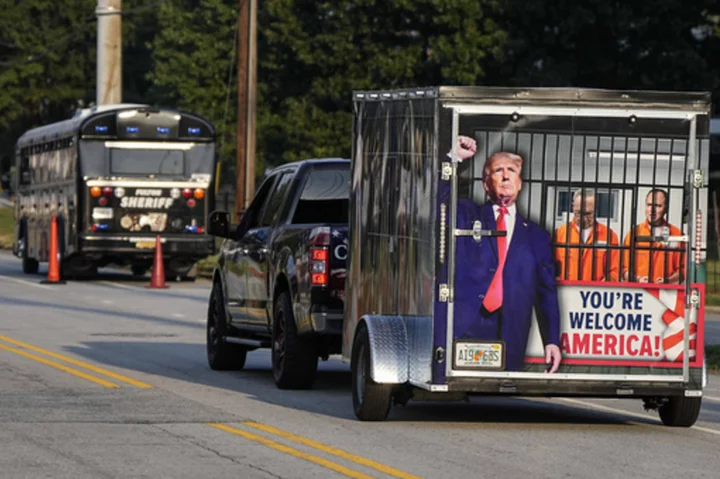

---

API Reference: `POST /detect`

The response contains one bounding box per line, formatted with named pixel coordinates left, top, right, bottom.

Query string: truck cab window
left=258, top=172, right=294, bottom=227
left=291, top=167, right=350, bottom=224
left=240, top=175, right=277, bottom=232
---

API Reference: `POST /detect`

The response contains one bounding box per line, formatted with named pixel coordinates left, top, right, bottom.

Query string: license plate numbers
left=135, top=241, right=156, bottom=249
left=454, top=341, right=504, bottom=370
left=92, top=207, right=113, bottom=220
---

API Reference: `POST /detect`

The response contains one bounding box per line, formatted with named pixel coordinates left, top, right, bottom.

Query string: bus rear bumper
left=77, top=234, right=215, bottom=257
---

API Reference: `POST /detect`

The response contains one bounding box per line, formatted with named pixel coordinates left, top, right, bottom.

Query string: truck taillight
left=310, top=247, right=329, bottom=286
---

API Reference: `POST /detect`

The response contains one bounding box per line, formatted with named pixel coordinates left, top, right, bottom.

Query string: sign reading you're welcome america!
left=525, top=283, right=702, bottom=368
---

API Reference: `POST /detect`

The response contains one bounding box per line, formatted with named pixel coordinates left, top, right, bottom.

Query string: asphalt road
left=0, top=251, right=719, bottom=479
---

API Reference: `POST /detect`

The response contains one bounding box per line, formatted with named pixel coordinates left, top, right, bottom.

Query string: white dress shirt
left=493, top=203, right=516, bottom=251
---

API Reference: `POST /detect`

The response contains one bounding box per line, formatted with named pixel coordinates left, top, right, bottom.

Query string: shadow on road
left=59, top=339, right=678, bottom=427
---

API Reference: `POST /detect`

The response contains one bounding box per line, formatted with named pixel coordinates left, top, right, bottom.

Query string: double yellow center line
left=210, top=422, right=422, bottom=479
left=0, top=334, right=152, bottom=388
left=0, top=334, right=419, bottom=478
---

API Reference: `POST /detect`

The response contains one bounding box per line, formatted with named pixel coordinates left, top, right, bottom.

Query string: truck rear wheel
left=206, top=283, right=247, bottom=370
left=351, top=324, right=392, bottom=421
left=272, top=292, right=318, bottom=389
left=658, top=396, right=702, bottom=427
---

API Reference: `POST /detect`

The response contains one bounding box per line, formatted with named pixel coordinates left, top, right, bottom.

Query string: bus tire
left=272, top=292, right=318, bottom=389
left=658, top=396, right=702, bottom=427
left=21, top=236, right=39, bottom=275
left=206, top=282, right=247, bottom=371
left=131, top=265, right=148, bottom=277
left=351, top=324, right=392, bottom=421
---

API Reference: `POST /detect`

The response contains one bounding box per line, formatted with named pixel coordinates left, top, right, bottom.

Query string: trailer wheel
left=206, top=283, right=247, bottom=370
left=272, top=292, right=318, bottom=389
left=658, top=396, right=702, bottom=427
left=351, top=324, right=392, bottom=421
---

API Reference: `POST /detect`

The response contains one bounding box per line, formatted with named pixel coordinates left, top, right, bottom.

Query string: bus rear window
left=291, top=167, right=350, bottom=224
left=109, top=149, right=184, bottom=176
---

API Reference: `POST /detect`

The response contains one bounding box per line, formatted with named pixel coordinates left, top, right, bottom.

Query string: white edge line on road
left=557, top=397, right=720, bottom=436
left=703, top=395, right=720, bottom=402
left=95, top=281, right=141, bottom=291
left=0, top=274, right=53, bottom=290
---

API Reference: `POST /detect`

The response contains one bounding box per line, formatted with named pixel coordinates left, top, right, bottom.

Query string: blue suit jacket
left=450, top=195, right=561, bottom=371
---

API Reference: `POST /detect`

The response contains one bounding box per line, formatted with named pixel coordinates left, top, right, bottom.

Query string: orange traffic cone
left=146, top=235, right=168, bottom=289
left=41, top=214, right=65, bottom=284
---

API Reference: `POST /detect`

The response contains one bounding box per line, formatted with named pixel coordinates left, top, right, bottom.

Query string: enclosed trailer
left=344, top=87, right=709, bottom=426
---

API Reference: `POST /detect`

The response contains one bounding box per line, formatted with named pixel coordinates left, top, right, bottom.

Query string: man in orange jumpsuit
left=554, top=189, right=620, bottom=281
left=623, top=189, right=685, bottom=284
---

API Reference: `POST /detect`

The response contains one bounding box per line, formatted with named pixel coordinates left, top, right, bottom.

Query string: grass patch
left=0, top=207, right=13, bottom=249
left=196, top=254, right=218, bottom=278
left=707, top=345, right=720, bottom=372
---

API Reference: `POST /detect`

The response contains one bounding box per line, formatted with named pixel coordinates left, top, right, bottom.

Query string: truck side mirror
left=207, top=210, right=232, bottom=238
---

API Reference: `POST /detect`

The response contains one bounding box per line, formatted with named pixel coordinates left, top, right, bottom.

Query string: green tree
left=0, top=0, right=162, bottom=175
left=258, top=0, right=507, bottom=166
left=147, top=0, right=239, bottom=181
left=488, top=0, right=720, bottom=111
left=0, top=0, right=97, bottom=171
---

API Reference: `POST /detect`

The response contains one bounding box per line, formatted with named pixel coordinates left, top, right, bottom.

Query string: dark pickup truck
left=205, top=158, right=350, bottom=389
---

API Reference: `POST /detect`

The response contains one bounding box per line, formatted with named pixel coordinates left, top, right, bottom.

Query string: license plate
left=92, top=207, right=113, bottom=220
left=135, top=241, right=156, bottom=249
left=453, top=340, right=505, bottom=370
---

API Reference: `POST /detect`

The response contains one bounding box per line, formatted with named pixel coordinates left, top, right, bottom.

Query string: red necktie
left=483, top=206, right=508, bottom=312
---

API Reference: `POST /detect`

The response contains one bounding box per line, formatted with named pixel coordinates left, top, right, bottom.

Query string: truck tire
left=658, top=396, right=702, bottom=427
left=206, top=283, right=247, bottom=370
left=272, top=292, right=318, bottom=389
left=351, top=324, right=392, bottom=421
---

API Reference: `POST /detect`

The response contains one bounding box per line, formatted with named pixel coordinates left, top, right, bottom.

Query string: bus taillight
left=193, top=188, right=205, bottom=200
left=102, top=187, right=113, bottom=197
left=90, top=186, right=102, bottom=197
left=182, top=188, right=193, bottom=199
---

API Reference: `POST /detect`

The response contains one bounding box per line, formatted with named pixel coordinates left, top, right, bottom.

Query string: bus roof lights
left=188, top=127, right=201, bottom=135
left=95, top=125, right=109, bottom=133
left=157, top=127, right=170, bottom=135
left=126, top=126, right=139, bottom=134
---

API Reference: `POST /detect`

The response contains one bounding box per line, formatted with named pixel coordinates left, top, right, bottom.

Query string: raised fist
left=455, top=135, right=477, bottom=161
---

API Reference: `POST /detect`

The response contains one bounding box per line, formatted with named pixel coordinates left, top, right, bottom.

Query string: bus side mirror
left=207, top=211, right=232, bottom=238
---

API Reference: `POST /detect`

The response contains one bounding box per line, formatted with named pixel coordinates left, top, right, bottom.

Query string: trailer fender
left=359, top=315, right=408, bottom=384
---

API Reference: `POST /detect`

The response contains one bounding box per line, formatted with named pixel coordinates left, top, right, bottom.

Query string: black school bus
left=13, top=104, right=216, bottom=279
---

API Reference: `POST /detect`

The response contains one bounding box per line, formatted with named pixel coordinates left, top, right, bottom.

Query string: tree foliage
left=257, top=0, right=506, bottom=166
left=488, top=0, right=720, bottom=109
left=147, top=0, right=239, bottom=178
left=2, top=0, right=720, bottom=182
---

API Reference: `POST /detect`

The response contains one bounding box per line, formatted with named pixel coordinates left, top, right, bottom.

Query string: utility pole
left=96, top=0, right=122, bottom=105
left=235, top=0, right=258, bottom=222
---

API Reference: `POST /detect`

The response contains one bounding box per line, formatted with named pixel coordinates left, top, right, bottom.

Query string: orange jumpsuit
left=622, top=221, right=685, bottom=283
left=553, top=221, right=620, bottom=281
